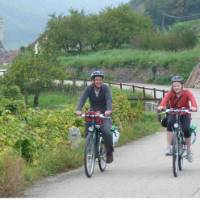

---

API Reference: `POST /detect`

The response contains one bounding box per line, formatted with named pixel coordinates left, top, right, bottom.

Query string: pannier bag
left=190, top=124, right=197, bottom=144
left=161, top=116, right=168, bottom=127
left=111, top=125, right=120, bottom=146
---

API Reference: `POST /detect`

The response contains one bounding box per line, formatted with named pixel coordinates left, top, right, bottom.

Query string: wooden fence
left=79, top=80, right=167, bottom=102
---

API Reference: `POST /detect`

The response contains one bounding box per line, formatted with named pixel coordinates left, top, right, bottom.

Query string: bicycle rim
left=98, top=138, right=107, bottom=172
left=178, top=140, right=184, bottom=171
left=172, top=135, right=179, bottom=177
left=84, top=134, right=96, bottom=178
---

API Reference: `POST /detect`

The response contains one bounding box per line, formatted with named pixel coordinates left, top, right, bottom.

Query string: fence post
left=163, top=90, right=165, bottom=98
left=73, top=78, right=76, bottom=87
left=84, top=79, right=87, bottom=86
left=120, top=83, right=122, bottom=90
left=132, top=85, right=135, bottom=93
left=143, top=87, right=145, bottom=98
left=153, top=88, right=156, bottom=99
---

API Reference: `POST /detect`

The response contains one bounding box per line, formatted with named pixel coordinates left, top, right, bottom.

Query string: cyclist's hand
left=75, top=111, right=82, bottom=116
left=105, top=110, right=112, bottom=116
left=190, top=107, right=197, bottom=112
left=157, top=106, right=165, bottom=111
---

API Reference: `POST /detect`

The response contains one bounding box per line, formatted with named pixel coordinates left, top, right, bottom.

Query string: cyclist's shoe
left=165, top=146, right=172, bottom=156
left=106, top=152, right=113, bottom=164
left=186, top=150, right=193, bottom=163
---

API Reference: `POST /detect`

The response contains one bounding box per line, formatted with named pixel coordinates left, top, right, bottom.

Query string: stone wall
left=185, top=63, right=200, bottom=88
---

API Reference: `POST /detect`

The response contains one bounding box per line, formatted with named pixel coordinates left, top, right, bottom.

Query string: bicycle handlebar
left=80, top=113, right=111, bottom=119
left=162, top=108, right=191, bottom=114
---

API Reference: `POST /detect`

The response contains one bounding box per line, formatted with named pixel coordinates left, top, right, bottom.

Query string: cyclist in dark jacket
left=158, top=75, right=198, bottom=162
left=76, top=70, right=114, bottom=163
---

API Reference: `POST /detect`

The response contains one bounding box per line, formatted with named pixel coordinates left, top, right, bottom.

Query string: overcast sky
left=0, top=0, right=131, bottom=50
left=57, top=0, right=131, bottom=13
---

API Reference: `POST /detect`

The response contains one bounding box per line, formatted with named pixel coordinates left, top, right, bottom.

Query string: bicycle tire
left=98, top=137, right=107, bottom=172
left=172, top=134, right=179, bottom=177
left=178, top=155, right=183, bottom=171
left=84, top=133, right=96, bottom=178
left=178, top=139, right=184, bottom=171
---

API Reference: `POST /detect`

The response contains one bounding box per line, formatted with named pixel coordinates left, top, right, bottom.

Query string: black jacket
left=76, top=84, right=112, bottom=113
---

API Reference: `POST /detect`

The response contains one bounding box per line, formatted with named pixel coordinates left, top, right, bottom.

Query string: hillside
left=59, top=48, right=200, bottom=83
left=170, top=19, right=200, bottom=38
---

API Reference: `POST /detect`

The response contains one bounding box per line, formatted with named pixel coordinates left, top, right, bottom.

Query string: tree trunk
left=33, top=91, right=40, bottom=108
left=78, top=41, right=82, bottom=52
left=24, top=90, right=28, bottom=106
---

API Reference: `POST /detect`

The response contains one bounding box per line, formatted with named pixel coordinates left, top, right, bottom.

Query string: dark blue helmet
left=90, top=70, right=104, bottom=80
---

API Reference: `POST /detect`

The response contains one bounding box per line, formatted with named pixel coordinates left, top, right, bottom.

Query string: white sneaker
left=187, top=150, right=193, bottom=163
left=165, top=146, right=172, bottom=156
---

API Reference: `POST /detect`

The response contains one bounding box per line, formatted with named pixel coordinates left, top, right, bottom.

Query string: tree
left=6, top=50, right=66, bottom=107
left=67, top=9, right=89, bottom=52
left=173, top=0, right=187, bottom=16
left=144, top=0, right=200, bottom=27
left=86, top=14, right=102, bottom=50
left=40, top=14, right=71, bottom=54
left=99, top=4, right=152, bottom=48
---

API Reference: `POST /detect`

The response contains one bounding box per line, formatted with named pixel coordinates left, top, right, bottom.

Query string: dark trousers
left=86, top=118, right=114, bottom=154
left=167, top=114, right=191, bottom=138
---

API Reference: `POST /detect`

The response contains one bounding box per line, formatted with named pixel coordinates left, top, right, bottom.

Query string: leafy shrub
left=0, top=148, right=25, bottom=197
left=132, top=30, right=198, bottom=51
left=170, top=19, right=200, bottom=39
left=0, top=85, right=22, bottom=100
left=0, top=99, right=25, bottom=115
left=0, top=85, right=25, bottom=115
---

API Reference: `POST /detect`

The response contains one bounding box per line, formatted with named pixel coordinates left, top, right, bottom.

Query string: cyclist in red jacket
left=158, top=75, right=198, bottom=162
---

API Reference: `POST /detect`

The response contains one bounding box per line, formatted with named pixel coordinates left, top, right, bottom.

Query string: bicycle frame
left=81, top=112, right=109, bottom=177
left=172, top=112, right=186, bottom=158
left=164, top=108, right=190, bottom=177
left=87, top=121, right=102, bottom=157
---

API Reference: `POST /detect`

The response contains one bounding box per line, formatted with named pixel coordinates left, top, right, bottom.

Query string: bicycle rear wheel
left=172, top=135, right=179, bottom=177
left=84, top=133, right=96, bottom=178
left=98, top=137, right=107, bottom=172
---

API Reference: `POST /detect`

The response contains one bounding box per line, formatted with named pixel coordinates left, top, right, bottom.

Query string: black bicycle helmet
left=90, top=70, right=104, bottom=80
left=171, top=75, right=184, bottom=84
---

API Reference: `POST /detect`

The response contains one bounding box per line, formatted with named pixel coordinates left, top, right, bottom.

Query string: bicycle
left=164, top=108, right=191, bottom=177
left=81, top=111, right=110, bottom=178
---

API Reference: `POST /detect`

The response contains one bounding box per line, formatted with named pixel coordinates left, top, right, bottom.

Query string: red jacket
left=159, top=89, right=197, bottom=109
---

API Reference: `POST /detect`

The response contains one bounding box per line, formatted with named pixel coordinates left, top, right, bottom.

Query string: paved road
left=24, top=83, right=200, bottom=198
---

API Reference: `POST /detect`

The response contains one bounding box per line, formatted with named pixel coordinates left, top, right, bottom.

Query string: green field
left=27, top=91, right=80, bottom=109
left=59, top=47, right=200, bottom=83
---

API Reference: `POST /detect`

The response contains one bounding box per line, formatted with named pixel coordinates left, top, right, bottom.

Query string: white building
left=0, top=69, right=7, bottom=76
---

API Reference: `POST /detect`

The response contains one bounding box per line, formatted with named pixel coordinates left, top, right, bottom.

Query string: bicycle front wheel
left=172, top=134, right=179, bottom=177
left=178, top=140, right=184, bottom=171
left=98, top=137, right=107, bottom=172
left=84, top=133, right=96, bottom=178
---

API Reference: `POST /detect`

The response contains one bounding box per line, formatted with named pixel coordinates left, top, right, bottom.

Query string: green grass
left=27, top=91, right=80, bottom=109
left=27, top=87, right=149, bottom=109
left=24, top=143, right=84, bottom=183
left=59, top=48, right=200, bottom=83
left=118, top=112, right=160, bottom=145
left=59, top=48, right=200, bottom=69
left=170, top=19, right=200, bottom=38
